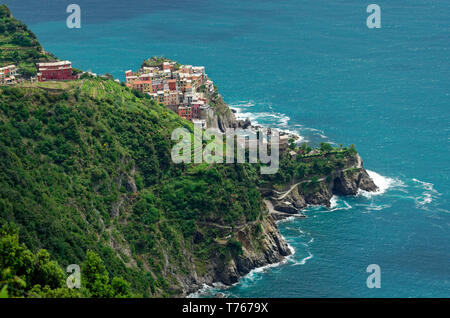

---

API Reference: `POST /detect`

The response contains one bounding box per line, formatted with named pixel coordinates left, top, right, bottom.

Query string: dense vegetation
left=0, top=5, right=56, bottom=77
left=262, top=142, right=359, bottom=190
left=141, top=56, right=181, bottom=70
left=0, top=224, right=133, bottom=298
left=0, top=78, right=266, bottom=297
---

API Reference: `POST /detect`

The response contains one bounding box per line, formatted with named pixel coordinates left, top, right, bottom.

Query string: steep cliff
left=173, top=215, right=291, bottom=295
left=203, top=84, right=249, bottom=131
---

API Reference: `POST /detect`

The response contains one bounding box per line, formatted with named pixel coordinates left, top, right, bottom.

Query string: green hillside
left=0, top=79, right=267, bottom=297
left=0, top=4, right=55, bottom=76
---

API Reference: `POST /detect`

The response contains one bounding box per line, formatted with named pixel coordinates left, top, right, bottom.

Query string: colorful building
left=131, top=80, right=152, bottom=93
left=0, top=65, right=18, bottom=85
left=178, top=106, right=192, bottom=120
left=168, top=79, right=177, bottom=91
left=124, top=60, right=215, bottom=127
left=36, top=61, right=78, bottom=82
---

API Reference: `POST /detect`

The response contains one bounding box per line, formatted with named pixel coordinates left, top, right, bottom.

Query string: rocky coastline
left=187, top=97, right=378, bottom=297
left=183, top=215, right=292, bottom=296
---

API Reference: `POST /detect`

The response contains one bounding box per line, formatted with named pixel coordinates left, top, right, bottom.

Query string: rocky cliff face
left=267, top=155, right=378, bottom=220
left=206, top=90, right=250, bottom=132
left=172, top=215, right=291, bottom=296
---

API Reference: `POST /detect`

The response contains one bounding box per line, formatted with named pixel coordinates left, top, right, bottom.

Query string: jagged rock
left=333, top=170, right=360, bottom=195
left=273, top=201, right=298, bottom=214
left=358, top=168, right=378, bottom=192
left=290, top=186, right=307, bottom=209
left=125, top=176, right=137, bottom=193
left=302, top=182, right=333, bottom=207
left=239, top=118, right=252, bottom=129
left=263, top=159, right=378, bottom=212
left=110, top=198, right=124, bottom=218
left=179, top=216, right=291, bottom=296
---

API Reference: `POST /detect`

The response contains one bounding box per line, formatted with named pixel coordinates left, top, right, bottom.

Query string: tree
left=64, top=118, right=81, bottom=142
left=111, top=277, right=132, bottom=298
left=348, top=144, right=357, bottom=155
left=82, top=250, right=111, bottom=298
left=0, top=224, right=78, bottom=297
left=12, top=33, right=33, bottom=47
left=0, top=5, right=11, bottom=19
left=319, top=142, right=333, bottom=153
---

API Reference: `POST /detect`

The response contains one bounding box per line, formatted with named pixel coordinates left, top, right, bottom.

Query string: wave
left=229, top=100, right=256, bottom=108
left=365, top=202, right=392, bottom=211
left=291, top=251, right=313, bottom=266
left=358, top=170, right=405, bottom=198
left=330, top=196, right=338, bottom=208
left=232, top=108, right=290, bottom=127
left=187, top=283, right=226, bottom=298
left=236, top=241, right=296, bottom=285
left=229, top=100, right=307, bottom=142
left=276, top=216, right=297, bottom=224
left=412, top=178, right=440, bottom=206
left=309, top=196, right=351, bottom=213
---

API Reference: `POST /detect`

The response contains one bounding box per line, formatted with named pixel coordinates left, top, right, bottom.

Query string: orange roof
left=132, top=80, right=152, bottom=85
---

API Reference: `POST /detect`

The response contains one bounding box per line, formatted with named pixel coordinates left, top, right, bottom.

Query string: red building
left=178, top=106, right=192, bottom=120
left=36, top=61, right=78, bottom=82
left=152, top=81, right=163, bottom=93
left=168, top=79, right=177, bottom=91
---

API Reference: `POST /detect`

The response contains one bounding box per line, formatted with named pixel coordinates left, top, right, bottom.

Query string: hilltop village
left=125, top=60, right=214, bottom=129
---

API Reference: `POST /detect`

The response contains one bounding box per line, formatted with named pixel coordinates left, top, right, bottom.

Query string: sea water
left=5, top=0, right=449, bottom=297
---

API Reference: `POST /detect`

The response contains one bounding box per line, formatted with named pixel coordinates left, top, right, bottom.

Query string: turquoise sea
left=4, top=0, right=449, bottom=297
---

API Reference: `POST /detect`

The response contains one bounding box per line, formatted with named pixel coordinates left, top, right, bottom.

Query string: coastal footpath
left=0, top=5, right=377, bottom=298
left=263, top=153, right=377, bottom=220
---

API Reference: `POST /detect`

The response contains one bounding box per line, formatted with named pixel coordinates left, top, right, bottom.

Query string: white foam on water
left=365, top=202, right=392, bottom=211
left=358, top=170, right=404, bottom=198
left=330, top=196, right=338, bottom=208
left=367, top=170, right=394, bottom=194
left=229, top=100, right=256, bottom=108
left=291, top=251, right=313, bottom=266
left=187, top=283, right=218, bottom=298
left=320, top=196, right=352, bottom=212
left=412, top=178, right=440, bottom=206
left=276, top=216, right=296, bottom=224
left=229, top=101, right=306, bottom=142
